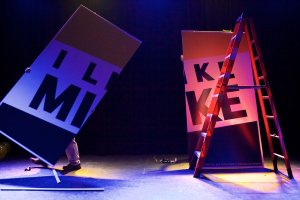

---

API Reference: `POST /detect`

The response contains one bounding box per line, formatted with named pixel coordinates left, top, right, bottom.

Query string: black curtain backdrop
left=1, top=0, right=299, bottom=157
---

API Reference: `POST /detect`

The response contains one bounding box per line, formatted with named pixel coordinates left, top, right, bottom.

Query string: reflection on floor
left=0, top=154, right=299, bottom=200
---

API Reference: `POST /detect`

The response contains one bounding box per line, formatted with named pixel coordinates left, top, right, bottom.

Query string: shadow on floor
left=201, top=167, right=274, bottom=174
left=145, top=167, right=274, bottom=177
left=0, top=176, right=127, bottom=189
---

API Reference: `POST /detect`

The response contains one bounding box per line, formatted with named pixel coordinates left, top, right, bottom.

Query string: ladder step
left=270, top=134, right=279, bottom=139
left=226, top=85, right=266, bottom=90
left=231, top=34, right=237, bottom=41
left=194, top=151, right=200, bottom=158
left=274, top=153, right=285, bottom=159
left=219, top=72, right=230, bottom=79
left=206, top=114, right=213, bottom=118
left=258, top=76, right=264, bottom=80
left=254, top=56, right=259, bottom=61
left=262, top=96, right=269, bottom=100
left=225, top=54, right=231, bottom=60
left=266, top=115, right=275, bottom=119
left=201, top=132, right=207, bottom=137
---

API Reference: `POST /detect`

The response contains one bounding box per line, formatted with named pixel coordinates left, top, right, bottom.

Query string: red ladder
left=190, top=14, right=293, bottom=179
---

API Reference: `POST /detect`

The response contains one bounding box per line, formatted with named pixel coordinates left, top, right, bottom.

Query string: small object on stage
left=24, top=167, right=31, bottom=171
left=160, top=157, right=177, bottom=164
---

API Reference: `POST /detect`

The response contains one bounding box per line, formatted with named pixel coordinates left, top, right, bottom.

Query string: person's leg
left=63, top=138, right=81, bottom=171
left=31, top=138, right=81, bottom=171
left=65, top=137, right=80, bottom=165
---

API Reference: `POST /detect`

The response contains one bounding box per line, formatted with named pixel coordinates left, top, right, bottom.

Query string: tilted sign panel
left=0, top=5, right=141, bottom=165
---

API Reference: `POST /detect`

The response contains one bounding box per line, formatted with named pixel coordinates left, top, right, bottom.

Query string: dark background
left=1, top=0, right=299, bottom=158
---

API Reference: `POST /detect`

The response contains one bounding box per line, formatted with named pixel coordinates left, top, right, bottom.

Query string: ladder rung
left=226, top=85, right=266, bottom=90
left=206, top=114, right=213, bottom=118
left=270, top=134, right=279, bottom=139
left=212, top=94, right=219, bottom=98
left=201, top=132, right=207, bottom=137
left=266, top=115, right=275, bottom=119
left=194, top=151, right=200, bottom=158
left=231, top=34, right=237, bottom=41
left=262, top=96, right=269, bottom=100
left=258, top=76, right=264, bottom=80
left=254, top=56, right=259, bottom=61
left=274, top=153, right=285, bottom=159
left=225, top=54, right=231, bottom=60
left=219, top=72, right=230, bottom=79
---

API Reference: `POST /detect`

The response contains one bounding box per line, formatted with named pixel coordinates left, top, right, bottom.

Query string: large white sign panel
left=182, top=31, right=263, bottom=168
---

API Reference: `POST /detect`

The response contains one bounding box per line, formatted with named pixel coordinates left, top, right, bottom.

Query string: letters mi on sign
left=5, top=42, right=121, bottom=133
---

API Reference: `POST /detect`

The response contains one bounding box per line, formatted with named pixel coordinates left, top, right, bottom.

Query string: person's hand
left=25, top=67, right=31, bottom=73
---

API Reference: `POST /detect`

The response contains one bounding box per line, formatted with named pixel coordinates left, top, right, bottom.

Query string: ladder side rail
left=192, top=82, right=226, bottom=175
left=248, top=18, right=291, bottom=160
left=247, top=18, right=293, bottom=178
left=193, top=16, right=245, bottom=177
left=194, top=113, right=220, bottom=177
left=244, top=20, right=275, bottom=161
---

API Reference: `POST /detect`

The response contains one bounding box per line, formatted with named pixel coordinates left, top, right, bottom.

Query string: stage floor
left=0, top=154, right=300, bottom=200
